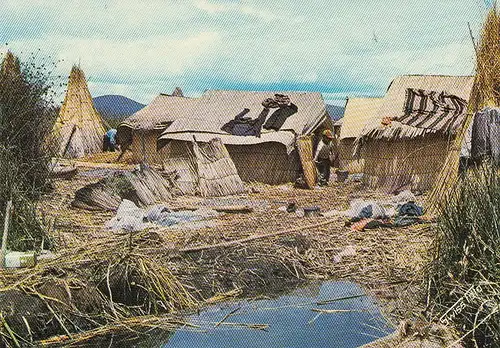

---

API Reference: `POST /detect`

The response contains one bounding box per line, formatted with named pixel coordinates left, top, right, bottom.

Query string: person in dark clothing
left=103, top=129, right=117, bottom=152
left=314, top=129, right=336, bottom=186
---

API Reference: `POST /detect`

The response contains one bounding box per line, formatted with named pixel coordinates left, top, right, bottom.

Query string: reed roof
left=339, top=97, right=383, bottom=139
left=360, top=75, right=474, bottom=140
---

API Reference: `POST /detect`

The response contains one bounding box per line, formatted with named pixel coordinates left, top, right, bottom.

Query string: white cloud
left=193, top=0, right=303, bottom=23
left=194, top=0, right=230, bottom=13
left=7, top=30, right=220, bottom=81
left=0, top=0, right=487, bottom=104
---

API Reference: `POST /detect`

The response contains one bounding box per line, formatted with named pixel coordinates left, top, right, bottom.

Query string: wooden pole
left=180, top=218, right=337, bottom=253
left=468, top=22, right=478, bottom=54
left=62, top=124, right=78, bottom=158
left=0, top=200, right=13, bottom=269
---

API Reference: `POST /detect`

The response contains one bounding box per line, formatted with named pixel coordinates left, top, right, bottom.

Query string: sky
left=0, top=0, right=492, bottom=106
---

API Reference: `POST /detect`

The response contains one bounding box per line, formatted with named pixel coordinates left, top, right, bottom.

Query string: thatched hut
left=117, top=91, right=198, bottom=165
left=338, top=97, right=383, bottom=173
left=356, top=75, right=474, bottom=193
left=158, top=90, right=331, bottom=185
left=51, top=66, right=107, bottom=158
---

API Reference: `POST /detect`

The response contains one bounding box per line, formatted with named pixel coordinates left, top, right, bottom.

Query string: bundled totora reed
left=191, top=137, right=246, bottom=197
left=428, top=8, right=500, bottom=212
left=297, top=135, right=317, bottom=189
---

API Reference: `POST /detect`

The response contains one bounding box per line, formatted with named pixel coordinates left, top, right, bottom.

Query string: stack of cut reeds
left=428, top=8, right=500, bottom=212
left=0, top=229, right=198, bottom=346
left=192, top=138, right=246, bottom=197
left=72, top=164, right=178, bottom=210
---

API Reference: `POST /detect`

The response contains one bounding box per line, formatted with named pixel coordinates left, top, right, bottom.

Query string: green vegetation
left=429, top=163, right=500, bottom=347
left=0, top=52, right=58, bottom=251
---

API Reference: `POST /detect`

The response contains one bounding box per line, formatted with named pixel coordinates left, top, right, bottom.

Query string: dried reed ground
left=41, top=170, right=432, bottom=314
left=0, top=168, right=435, bottom=345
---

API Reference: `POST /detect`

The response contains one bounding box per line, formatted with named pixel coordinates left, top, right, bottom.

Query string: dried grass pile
left=72, top=164, right=181, bottom=211
left=0, top=229, right=197, bottom=346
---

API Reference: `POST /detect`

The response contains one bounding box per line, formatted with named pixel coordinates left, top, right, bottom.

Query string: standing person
left=103, top=128, right=118, bottom=152
left=314, top=129, right=336, bottom=186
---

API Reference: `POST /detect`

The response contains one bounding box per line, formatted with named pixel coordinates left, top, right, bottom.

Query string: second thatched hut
left=51, top=66, right=107, bottom=158
left=355, top=74, right=474, bottom=193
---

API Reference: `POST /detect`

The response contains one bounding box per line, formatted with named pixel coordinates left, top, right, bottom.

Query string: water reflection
left=162, top=281, right=393, bottom=348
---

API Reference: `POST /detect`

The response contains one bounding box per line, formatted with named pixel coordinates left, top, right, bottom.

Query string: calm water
left=160, top=281, right=393, bottom=348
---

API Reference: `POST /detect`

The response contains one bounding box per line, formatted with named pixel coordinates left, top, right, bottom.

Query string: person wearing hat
left=314, top=129, right=337, bottom=186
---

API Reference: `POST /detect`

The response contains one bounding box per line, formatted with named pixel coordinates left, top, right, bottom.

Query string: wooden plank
left=297, top=135, right=317, bottom=189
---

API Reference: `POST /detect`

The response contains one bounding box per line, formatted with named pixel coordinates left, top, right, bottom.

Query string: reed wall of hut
left=156, top=140, right=197, bottom=195
left=338, top=138, right=365, bottom=173
left=130, top=130, right=166, bottom=165
left=159, top=140, right=298, bottom=186
left=225, top=143, right=299, bottom=185
left=361, top=134, right=452, bottom=193
left=337, top=97, right=384, bottom=173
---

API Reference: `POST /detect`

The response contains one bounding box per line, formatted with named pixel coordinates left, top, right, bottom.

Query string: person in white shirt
left=314, top=129, right=336, bottom=186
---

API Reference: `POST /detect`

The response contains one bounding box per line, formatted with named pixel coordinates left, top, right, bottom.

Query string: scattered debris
left=49, top=163, right=77, bottom=179
left=105, top=200, right=220, bottom=231
left=317, top=191, right=426, bottom=232
left=3, top=251, right=36, bottom=268
left=347, top=173, right=364, bottom=182
left=175, top=205, right=253, bottom=214
left=335, top=170, right=349, bottom=183
left=350, top=218, right=392, bottom=232
left=37, top=250, right=57, bottom=262
left=333, top=245, right=357, bottom=263
left=295, top=209, right=305, bottom=218
left=286, top=202, right=298, bottom=213
left=398, top=202, right=424, bottom=217
left=303, top=206, right=321, bottom=217
left=200, top=197, right=269, bottom=210
left=393, top=216, right=423, bottom=227
left=390, top=190, right=417, bottom=205
left=348, top=200, right=387, bottom=220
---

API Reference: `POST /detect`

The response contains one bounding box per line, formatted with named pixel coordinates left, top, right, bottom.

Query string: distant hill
left=326, top=104, right=345, bottom=122
left=93, top=95, right=145, bottom=120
